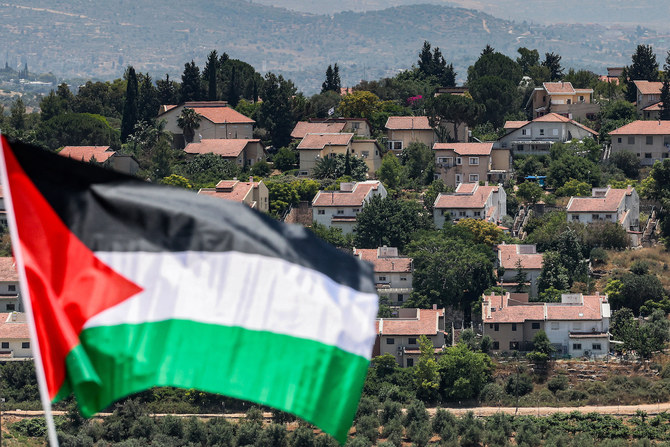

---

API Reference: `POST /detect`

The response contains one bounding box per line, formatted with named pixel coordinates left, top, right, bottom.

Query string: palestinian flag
left=0, top=137, right=378, bottom=443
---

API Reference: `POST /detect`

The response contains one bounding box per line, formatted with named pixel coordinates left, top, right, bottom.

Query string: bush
left=381, top=417, right=404, bottom=444
left=355, top=414, right=379, bottom=444
left=406, top=419, right=432, bottom=447
left=403, top=399, right=429, bottom=427
left=547, top=374, right=569, bottom=394
left=480, top=382, right=506, bottom=404
left=590, top=247, right=609, bottom=266
left=506, top=374, right=534, bottom=397
left=380, top=399, right=402, bottom=425
left=432, top=408, right=456, bottom=435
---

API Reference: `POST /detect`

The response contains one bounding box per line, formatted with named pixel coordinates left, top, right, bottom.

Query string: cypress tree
left=660, top=79, right=670, bottom=120
left=321, top=65, right=334, bottom=93
left=121, top=66, right=139, bottom=143
left=228, top=65, right=240, bottom=107
left=204, top=50, right=218, bottom=101
left=333, top=63, right=341, bottom=92
left=180, top=60, right=201, bottom=103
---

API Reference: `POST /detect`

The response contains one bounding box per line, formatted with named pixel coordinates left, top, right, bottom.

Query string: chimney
left=249, top=176, right=254, bottom=183
left=432, top=304, right=437, bottom=310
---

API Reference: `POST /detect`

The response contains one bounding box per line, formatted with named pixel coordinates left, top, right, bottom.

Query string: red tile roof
left=532, top=113, right=598, bottom=135
left=378, top=309, right=443, bottom=336
left=189, top=106, right=255, bottom=124
left=434, top=184, right=498, bottom=209
left=483, top=294, right=545, bottom=323
left=610, top=120, right=670, bottom=135
left=184, top=139, right=258, bottom=158
left=633, top=80, right=663, bottom=95
left=546, top=295, right=603, bottom=320
left=543, top=82, right=576, bottom=94
left=433, top=142, right=493, bottom=155
left=198, top=180, right=259, bottom=204
left=483, top=293, right=607, bottom=323
left=643, top=102, right=663, bottom=111
left=59, top=146, right=114, bottom=163
left=504, top=121, right=529, bottom=129
left=312, top=181, right=381, bottom=207
left=385, top=116, right=432, bottom=130
left=0, top=314, right=30, bottom=339
left=291, top=121, right=346, bottom=139
left=496, top=244, right=543, bottom=270
left=297, top=133, right=353, bottom=150
left=354, top=248, right=412, bottom=273
left=566, top=187, right=632, bottom=213
left=0, top=258, right=17, bottom=282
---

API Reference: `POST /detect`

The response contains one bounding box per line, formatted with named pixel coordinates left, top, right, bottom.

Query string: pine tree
left=227, top=65, right=240, bottom=107
left=156, top=74, right=178, bottom=105
left=542, top=52, right=564, bottom=81
left=481, top=44, right=495, bottom=56
left=180, top=60, right=201, bottom=103
left=137, top=73, right=159, bottom=123
left=204, top=50, right=218, bottom=101
left=513, top=259, right=528, bottom=293
left=625, top=44, right=659, bottom=102
left=344, top=148, right=352, bottom=176
left=418, top=41, right=433, bottom=76
left=660, top=79, right=670, bottom=120
left=120, top=66, right=139, bottom=143
left=321, top=65, right=335, bottom=93
left=333, top=63, right=341, bottom=92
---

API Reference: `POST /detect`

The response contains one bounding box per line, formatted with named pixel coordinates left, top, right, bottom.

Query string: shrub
left=547, top=374, right=569, bottom=394
left=432, top=408, right=456, bottom=435
left=355, top=414, right=379, bottom=444
left=590, top=247, right=609, bottom=266
left=506, top=374, right=534, bottom=397
left=480, top=382, right=506, bottom=404
left=403, top=399, right=429, bottom=427
left=406, top=419, right=432, bottom=447
left=380, top=399, right=402, bottom=425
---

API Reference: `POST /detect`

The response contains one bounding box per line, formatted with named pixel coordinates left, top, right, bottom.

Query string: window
left=628, top=136, right=635, bottom=144
left=22, top=342, right=29, bottom=349
left=492, top=341, right=500, bottom=350
left=645, top=153, right=652, bottom=159
left=455, top=174, right=462, bottom=184
left=532, top=322, right=540, bottom=329
left=386, top=338, right=395, bottom=345
left=469, top=174, right=479, bottom=183
left=592, top=214, right=600, bottom=221
left=517, top=145, right=524, bottom=151
left=646, top=136, right=654, bottom=145
left=299, top=170, right=309, bottom=176
left=617, top=137, right=622, bottom=143
left=388, top=141, right=403, bottom=151
left=361, top=151, right=369, bottom=158
left=474, top=211, right=481, bottom=217
left=397, top=294, right=403, bottom=302
left=553, top=128, right=559, bottom=136
left=539, top=129, right=545, bottom=136
left=592, top=343, right=602, bottom=350
left=572, top=215, right=580, bottom=221
left=317, top=210, right=325, bottom=215
left=459, top=211, right=466, bottom=217
left=512, top=323, right=517, bottom=332
left=605, top=214, right=612, bottom=219
left=522, top=129, right=530, bottom=136
left=408, top=337, right=417, bottom=345
left=337, top=210, right=344, bottom=215
left=5, top=304, right=14, bottom=311
left=567, top=99, right=572, bottom=104
left=406, top=358, right=414, bottom=367
left=456, top=157, right=462, bottom=165
left=572, top=343, right=582, bottom=350
left=665, top=153, right=669, bottom=159
left=378, top=276, right=387, bottom=281
left=0, top=342, right=7, bottom=349
left=469, top=157, right=479, bottom=165
left=489, top=324, right=494, bottom=329
left=551, top=322, right=559, bottom=330
left=510, top=341, right=519, bottom=350
left=579, top=95, right=585, bottom=102
left=494, top=323, right=499, bottom=332
left=400, top=277, right=407, bottom=281
left=7, top=285, right=15, bottom=292
left=573, top=323, right=582, bottom=331
left=353, top=209, right=360, bottom=213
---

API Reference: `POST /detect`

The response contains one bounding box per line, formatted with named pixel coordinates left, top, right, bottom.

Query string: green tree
left=516, top=47, right=540, bottom=76
left=180, top=60, right=202, bottom=103
left=156, top=73, right=179, bottom=105
left=537, top=251, right=570, bottom=293
left=547, top=153, right=600, bottom=188
left=516, top=181, right=544, bottom=205
left=513, top=259, right=528, bottom=293
left=9, top=97, right=26, bottom=131
left=136, top=73, right=159, bottom=125
left=321, top=64, right=341, bottom=93
left=37, top=113, right=120, bottom=151
left=555, top=178, right=591, bottom=197
left=608, top=150, right=640, bottom=179
left=204, top=50, right=219, bottom=101
left=609, top=272, right=665, bottom=314
left=468, top=75, right=521, bottom=128
left=423, top=179, right=447, bottom=213
left=336, top=90, right=380, bottom=119
left=178, top=153, right=240, bottom=187
left=312, top=153, right=367, bottom=181
left=426, top=94, right=481, bottom=142
left=401, top=142, right=433, bottom=185
left=273, top=146, right=297, bottom=172
left=624, top=44, right=659, bottom=102
left=415, top=334, right=440, bottom=401
left=526, top=329, right=555, bottom=363
left=438, top=344, right=493, bottom=400
left=160, top=174, right=192, bottom=189
left=377, top=152, right=405, bottom=191
left=39, top=90, right=67, bottom=122
left=542, top=52, right=564, bottom=81
left=259, top=72, right=298, bottom=148
left=455, top=218, right=504, bottom=246
left=661, top=79, right=670, bottom=120
left=266, top=181, right=300, bottom=217
left=176, top=107, right=202, bottom=145
left=354, top=195, right=433, bottom=251
left=250, top=160, right=271, bottom=177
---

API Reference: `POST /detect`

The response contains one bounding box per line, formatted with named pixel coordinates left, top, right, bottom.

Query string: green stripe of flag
left=61, top=320, right=370, bottom=443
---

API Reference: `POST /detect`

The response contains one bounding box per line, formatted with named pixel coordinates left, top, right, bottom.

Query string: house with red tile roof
left=482, top=292, right=610, bottom=357
left=184, top=139, right=266, bottom=167
left=159, top=101, right=255, bottom=149
left=354, top=246, right=413, bottom=306
left=291, top=121, right=347, bottom=140
left=296, top=132, right=354, bottom=176
left=496, top=113, right=598, bottom=155
left=433, top=142, right=494, bottom=188
left=372, top=307, right=447, bottom=367
left=633, top=80, right=663, bottom=115
left=0, top=312, right=31, bottom=359
left=526, top=81, right=598, bottom=120
left=312, top=181, right=387, bottom=234
left=433, top=183, right=506, bottom=228
left=495, top=244, right=543, bottom=298
left=303, top=118, right=372, bottom=138
left=198, top=179, right=269, bottom=213
left=59, top=146, right=139, bottom=176
left=566, top=186, right=639, bottom=236
left=384, top=115, right=468, bottom=155
left=0, top=258, right=20, bottom=312
left=609, top=120, right=670, bottom=165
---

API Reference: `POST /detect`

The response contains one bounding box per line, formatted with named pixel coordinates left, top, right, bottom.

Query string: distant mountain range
left=2, top=1, right=668, bottom=94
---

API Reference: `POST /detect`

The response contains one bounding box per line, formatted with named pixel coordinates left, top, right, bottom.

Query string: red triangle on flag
left=1, top=137, right=143, bottom=399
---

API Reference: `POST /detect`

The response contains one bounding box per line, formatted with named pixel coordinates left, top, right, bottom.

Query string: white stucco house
left=312, top=181, right=387, bottom=234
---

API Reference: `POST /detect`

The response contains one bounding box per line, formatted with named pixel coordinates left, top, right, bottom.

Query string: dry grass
left=597, top=245, right=670, bottom=289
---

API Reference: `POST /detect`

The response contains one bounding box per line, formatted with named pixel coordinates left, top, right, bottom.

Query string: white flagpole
left=0, top=136, right=60, bottom=446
